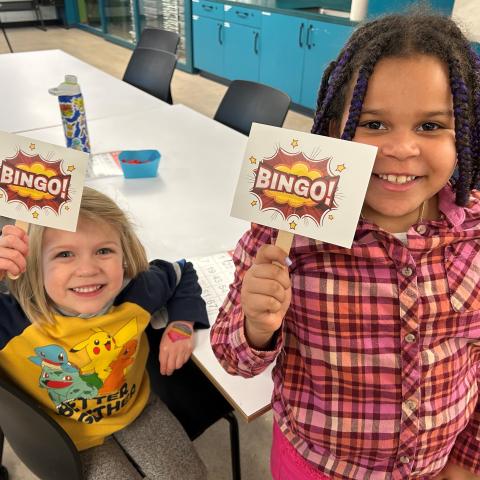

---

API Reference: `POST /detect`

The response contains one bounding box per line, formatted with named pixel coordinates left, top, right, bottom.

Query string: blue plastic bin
left=119, top=150, right=161, bottom=178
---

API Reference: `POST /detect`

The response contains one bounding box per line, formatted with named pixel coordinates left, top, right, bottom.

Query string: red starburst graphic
left=251, top=148, right=340, bottom=226
left=0, top=149, right=71, bottom=214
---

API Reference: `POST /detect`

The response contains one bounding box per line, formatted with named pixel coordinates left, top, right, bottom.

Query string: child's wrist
left=244, top=319, right=277, bottom=350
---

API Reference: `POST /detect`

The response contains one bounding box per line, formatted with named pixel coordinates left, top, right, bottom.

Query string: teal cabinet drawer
left=192, top=0, right=224, bottom=20
left=224, top=4, right=261, bottom=28
left=224, top=23, right=260, bottom=81
left=192, top=14, right=224, bottom=76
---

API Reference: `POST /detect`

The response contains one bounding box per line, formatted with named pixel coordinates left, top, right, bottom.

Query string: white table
left=0, top=49, right=170, bottom=134
left=22, top=104, right=274, bottom=421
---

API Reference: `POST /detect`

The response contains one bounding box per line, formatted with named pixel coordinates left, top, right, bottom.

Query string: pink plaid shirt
left=211, top=186, right=480, bottom=480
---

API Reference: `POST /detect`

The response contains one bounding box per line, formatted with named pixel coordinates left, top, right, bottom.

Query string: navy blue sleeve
left=166, top=259, right=209, bottom=329
left=115, top=259, right=209, bottom=329
left=0, top=293, right=31, bottom=350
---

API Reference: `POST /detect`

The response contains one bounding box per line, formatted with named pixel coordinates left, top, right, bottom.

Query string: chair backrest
left=0, top=375, right=83, bottom=480
left=123, top=47, right=177, bottom=104
left=213, top=80, right=291, bottom=136
left=137, top=27, right=180, bottom=54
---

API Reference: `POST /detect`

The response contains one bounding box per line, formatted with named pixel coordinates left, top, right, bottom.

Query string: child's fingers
left=250, top=263, right=291, bottom=290
left=165, top=352, right=177, bottom=376
left=244, top=276, right=288, bottom=305
left=254, top=244, right=289, bottom=267
left=0, top=232, right=29, bottom=258
left=175, top=354, right=186, bottom=370
left=0, top=258, right=24, bottom=277
left=0, top=246, right=27, bottom=275
left=243, top=292, right=283, bottom=317
left=2, top=224, right=29, bottom=244
left=159, top=345, right=169, bottom=375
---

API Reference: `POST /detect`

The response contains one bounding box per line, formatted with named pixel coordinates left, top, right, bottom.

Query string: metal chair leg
left=33, top=0, right=47, bottom=31
left=223, top=412, right=241, bottom=480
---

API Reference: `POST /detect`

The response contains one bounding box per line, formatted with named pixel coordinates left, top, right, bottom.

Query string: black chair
left=123, top=47, right=177, bottom=104
left=0, top=375, right=83, bottom=480
left=146, top=325, right=241, bottom=480
left=214, top=79, right=291, bottom=136
left=137, top=27, right=180, bottom=54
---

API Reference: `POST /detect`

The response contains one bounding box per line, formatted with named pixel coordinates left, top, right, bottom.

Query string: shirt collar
left=437, top=184, right=465, bottom=227
left=353, top=185, right=479, bottom=247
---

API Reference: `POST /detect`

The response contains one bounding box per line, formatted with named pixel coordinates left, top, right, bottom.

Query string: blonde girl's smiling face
left=340, top=54, right=457, bottom=232
left=42, top=217, right=124, bottom=316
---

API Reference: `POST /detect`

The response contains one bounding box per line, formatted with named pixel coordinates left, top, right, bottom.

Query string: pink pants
left=270, top=422, right=330, bottom=480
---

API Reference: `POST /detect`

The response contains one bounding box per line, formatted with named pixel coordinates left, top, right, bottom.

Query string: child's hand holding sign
left=231, top=123, right=377, bottom=348
left=0, top=131, right=88, bottom=279
left=241, top=244, right=291, bottom=349
left=0, top=224, right=29, bottom=279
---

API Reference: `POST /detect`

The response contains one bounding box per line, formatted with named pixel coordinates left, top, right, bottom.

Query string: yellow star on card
left=32, top=211, right=39, bottom=219
left=336, top=164, right=346, bottom=173
left=250, top=200, right=257, bottom=206
left=65, top=205, right=70, bottom=211
left=29, top=143, right=35, bottom=150
left=67, top=165, right=76, bottom=172
left=291, top=139, right=299, bottom=148
left=289, top=220, right=297, bottom=230
left=328, top=214, right=334, bottom=220
left=249, top=156, right=257, bottom=164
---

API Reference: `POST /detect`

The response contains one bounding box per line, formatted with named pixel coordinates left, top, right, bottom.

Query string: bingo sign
left=0, top=131, right=88, bottom=231
left=231, top=123, right=377, bottom=248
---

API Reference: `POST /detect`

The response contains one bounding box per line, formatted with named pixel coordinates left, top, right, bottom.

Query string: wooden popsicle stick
left=274, top=230, right=294, bottom=268
left=275, top=230, right=294, bottom=255
left=7, top=220, right=30, bottom=280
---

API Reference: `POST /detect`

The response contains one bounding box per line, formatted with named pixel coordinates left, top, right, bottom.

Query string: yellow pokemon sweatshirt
left=0, top=259, right=208, bottom=450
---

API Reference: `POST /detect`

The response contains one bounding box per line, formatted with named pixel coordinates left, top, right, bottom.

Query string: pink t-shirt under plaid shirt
left=210, top=186, right=480, bottom=480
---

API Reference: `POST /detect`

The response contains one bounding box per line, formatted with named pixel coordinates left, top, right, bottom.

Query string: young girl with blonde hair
left=0, top=186, right=208, bottom=479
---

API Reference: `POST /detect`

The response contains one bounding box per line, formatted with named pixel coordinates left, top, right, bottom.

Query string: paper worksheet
left=191, top=252, right=235, bottom=323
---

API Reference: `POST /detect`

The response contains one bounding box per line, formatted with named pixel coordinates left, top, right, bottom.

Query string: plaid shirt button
left=405, top=333, right=416, bottom=343
left=400, top=456, right=410, bottom=464
left=402, top=266, right=414, bottom=277
left=417, top=225, right=427, bottom=234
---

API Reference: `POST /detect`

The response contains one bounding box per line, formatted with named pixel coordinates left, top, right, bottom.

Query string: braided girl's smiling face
left=340, top=54, right=456, bottom=233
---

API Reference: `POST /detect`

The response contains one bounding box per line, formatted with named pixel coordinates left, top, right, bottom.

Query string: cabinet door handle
left=253, top=31, right=259, bottom=54
left=306, top=24, right=313, bottom=49
left=201, top=4, right=213, bottom=11
left=218, top=23, right=223, bottom=45
left=299, top=23, right=305, bottom=48
left=235, top=11, right=248, bottom=19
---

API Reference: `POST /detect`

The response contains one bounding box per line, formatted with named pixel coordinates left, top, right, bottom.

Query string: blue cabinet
left=192, top=2, right=353, bottom=110
left=223, top=4, right=261, bottom=81
left=224, top=22, right=260, bottom=81
left=260, top=12, right=352, bottom=109
left=301, top=20, right=352, bottom=109
left=192, top=14, right=224, bottom=76
left=193, top=1, right=261, bottom=82
left=192, top=0, right=225, bottom=77
left=259, top=13, right=305, bottom=104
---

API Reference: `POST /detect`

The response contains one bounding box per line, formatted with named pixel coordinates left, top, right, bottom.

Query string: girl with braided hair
left=211, top=9, right=480, bottom=480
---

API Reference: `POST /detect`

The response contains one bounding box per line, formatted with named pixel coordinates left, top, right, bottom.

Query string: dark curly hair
left=311, top=11, right=480, bottom=206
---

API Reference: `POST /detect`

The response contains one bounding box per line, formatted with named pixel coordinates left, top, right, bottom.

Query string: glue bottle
left=49, top=75, right=91, bottom=153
